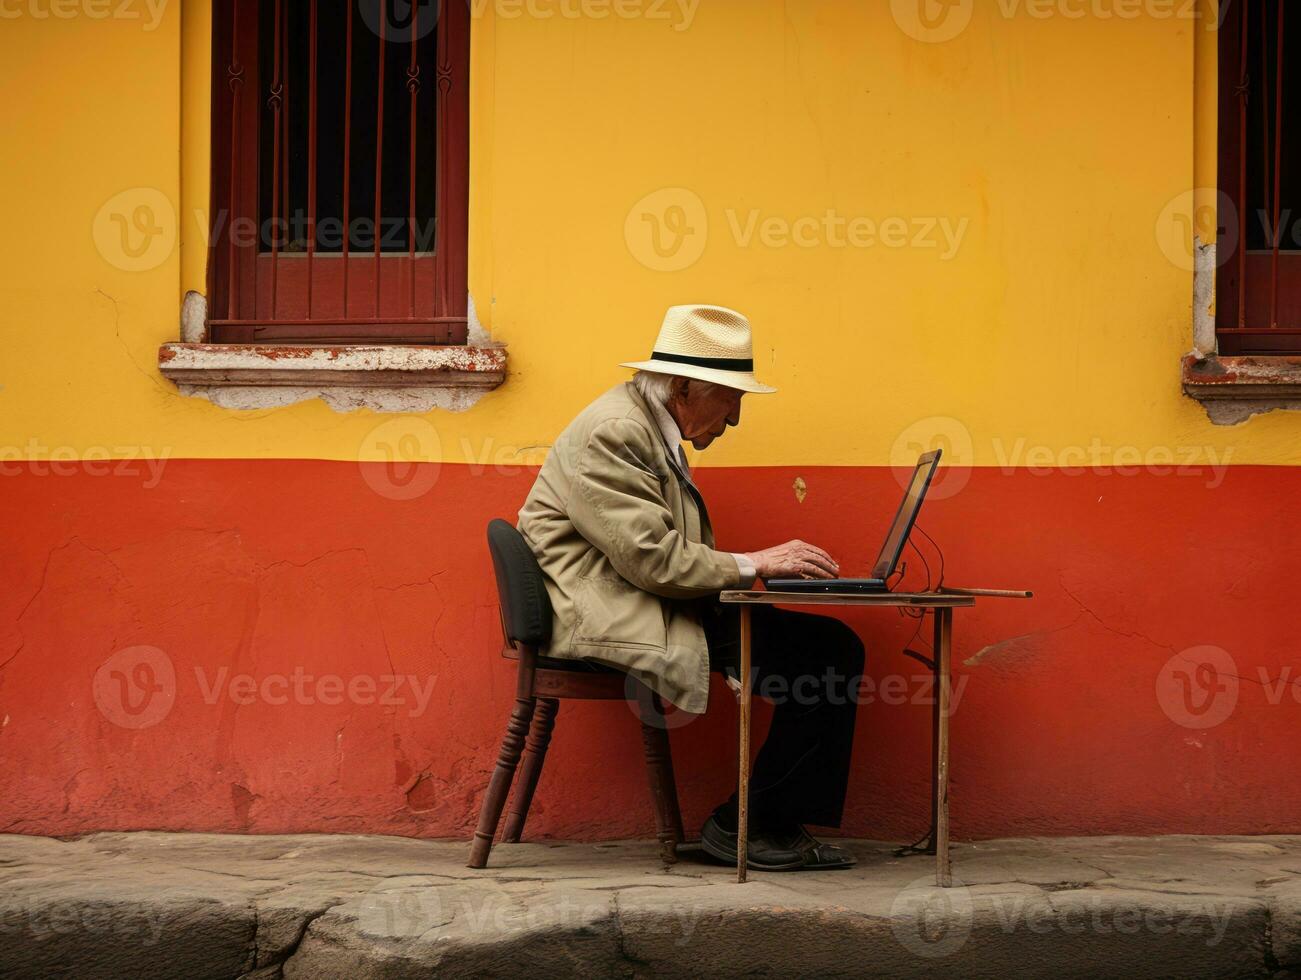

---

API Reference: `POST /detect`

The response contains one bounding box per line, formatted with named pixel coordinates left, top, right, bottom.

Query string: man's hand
left=745, top=540, right=840, bottom=580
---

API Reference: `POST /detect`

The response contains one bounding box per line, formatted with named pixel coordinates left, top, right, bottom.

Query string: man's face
left=669, top=379, right=744, bottom=450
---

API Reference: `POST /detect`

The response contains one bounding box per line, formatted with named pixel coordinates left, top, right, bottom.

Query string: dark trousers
left=702, top=602, right=865, bottom=832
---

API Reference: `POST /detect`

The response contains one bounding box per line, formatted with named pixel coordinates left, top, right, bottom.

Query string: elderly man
left=518, top=305, right=864, bottom=871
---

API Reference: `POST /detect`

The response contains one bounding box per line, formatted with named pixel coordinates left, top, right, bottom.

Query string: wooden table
left=718, top=588, right=1027, bottom=887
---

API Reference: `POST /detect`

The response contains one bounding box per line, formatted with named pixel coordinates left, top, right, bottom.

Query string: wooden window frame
left=205, top=0, right=469, bottom=345
left=1216, top=0, right=1301, bottom=354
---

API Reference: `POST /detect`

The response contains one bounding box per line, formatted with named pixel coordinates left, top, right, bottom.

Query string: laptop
left=766, top=449, right=942, bottom=594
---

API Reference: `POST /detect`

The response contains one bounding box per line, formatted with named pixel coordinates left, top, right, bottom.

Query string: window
left=207, top=0, right=469, bottom=344
left=1216, top=0, right=1301, bottom=354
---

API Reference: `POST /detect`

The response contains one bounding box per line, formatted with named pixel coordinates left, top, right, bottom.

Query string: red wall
left=2, top=460, right=1298, bottom=841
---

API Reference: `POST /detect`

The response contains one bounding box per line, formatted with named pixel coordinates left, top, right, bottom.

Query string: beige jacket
left=518, top=382, right=743, bottom=713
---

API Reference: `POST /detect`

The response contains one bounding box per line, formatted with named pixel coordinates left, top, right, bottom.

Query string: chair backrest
left=486, top=519, right=553, bottom=648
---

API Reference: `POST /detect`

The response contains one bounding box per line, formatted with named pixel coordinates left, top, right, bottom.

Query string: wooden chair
left=467, top=519, right=686, bottom=869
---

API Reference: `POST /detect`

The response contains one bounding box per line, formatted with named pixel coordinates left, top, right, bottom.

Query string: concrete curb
left=1, top=833, right=1299, bottom=978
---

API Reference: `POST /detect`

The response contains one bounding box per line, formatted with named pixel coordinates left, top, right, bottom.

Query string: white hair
left=631, top=370, right=683, bottom=408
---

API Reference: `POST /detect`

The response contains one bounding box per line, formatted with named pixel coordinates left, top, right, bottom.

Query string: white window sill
left=158, top=343, right=507, bottom=413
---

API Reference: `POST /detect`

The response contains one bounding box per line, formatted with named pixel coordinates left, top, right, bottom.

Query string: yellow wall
left=2, top=0, right=1298, bottom=468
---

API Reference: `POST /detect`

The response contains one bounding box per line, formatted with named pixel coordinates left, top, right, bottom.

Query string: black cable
left=913, top=523, right=945, bottom=590
left=908, top=535, right=932, bottom=592
left=900, top=524, right=946, bottom=666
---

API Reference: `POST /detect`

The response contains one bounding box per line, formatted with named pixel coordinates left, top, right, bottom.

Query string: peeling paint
left=466, top=292, right=490, bottom=346
left=177, top=383, right=491, bottom=414
left=1182, top=354, right=1301, bottom=424
left=159, top=342, right=507, bottom=414
left=180, top=291, right=206, bottom=344
left=1192, top=235, right=1216, bottom=355
left=793, top=476, right=807, bottom=503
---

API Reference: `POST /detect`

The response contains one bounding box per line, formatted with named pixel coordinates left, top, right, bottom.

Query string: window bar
left=342, top=0, right=354, bottom=316
left=307, top=0, right=319, bottom=319
left=1237, top=0, right=1250, bottom=330
left=1261, top=0, right=1272, bottom=226
left=269, top=0, right=284, bottom=319
left=227, top=1, right=244, bottom=319
left=1270, top=0, right=1284, bottom=329
left=407, top=3, right=420, bottom=316
left=282, top=0, right=290, bottom=282
left=374, top=4, right=388, bottom=316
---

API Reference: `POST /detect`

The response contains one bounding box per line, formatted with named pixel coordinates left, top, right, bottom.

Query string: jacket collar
left=622, top=382, right=715, bottom=535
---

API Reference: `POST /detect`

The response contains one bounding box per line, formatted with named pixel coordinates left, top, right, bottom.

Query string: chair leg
left=467, top=695, right=536, bottom=869
left=502, top=697, right=558, bottom=842
left=637, top=688, right=685, bottom=865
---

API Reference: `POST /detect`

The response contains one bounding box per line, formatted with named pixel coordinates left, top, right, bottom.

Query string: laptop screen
left=870, top=450, right=942, bottom=581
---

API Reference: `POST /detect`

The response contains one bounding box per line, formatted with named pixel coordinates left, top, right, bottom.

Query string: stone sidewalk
left=1, top=832, right=1299, bottom=978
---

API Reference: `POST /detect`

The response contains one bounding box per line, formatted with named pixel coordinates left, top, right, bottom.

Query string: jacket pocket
left=573, top=571, right=667, bottom=650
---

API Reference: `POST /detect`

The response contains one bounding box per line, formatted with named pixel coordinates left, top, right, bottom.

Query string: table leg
left=935, top=606, right=953, bottom=887
left=737, top=604, right=752, bottom=884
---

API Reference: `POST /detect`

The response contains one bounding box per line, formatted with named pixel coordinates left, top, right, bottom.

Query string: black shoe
left=775, top=825, right=857, bottom=870
left=699, top=814, right=805, bottom=871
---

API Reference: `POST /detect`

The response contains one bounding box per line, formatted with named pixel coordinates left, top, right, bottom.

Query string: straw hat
left=620, top=305, right=777, bottom=394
